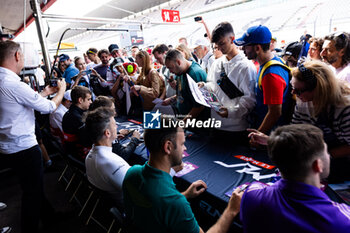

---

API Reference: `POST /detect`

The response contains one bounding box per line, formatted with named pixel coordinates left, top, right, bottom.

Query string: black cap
left=282, top=42, right=302, bottom=59
left=108, top=44, right=119, bottom=53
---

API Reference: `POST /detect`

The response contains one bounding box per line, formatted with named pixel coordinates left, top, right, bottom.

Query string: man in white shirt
left=192, top=38, right=215, bottom=73
left=199, top=22, right=256, bottom=141
left=84, top=107, right=130, bottom=208
left=0, top=40, right=66, bottom=232
left=49, top=90, right=72, bottom=143
left=86, top=48, right=101, bottom=70
left=321, top=32, right=350, bottom=83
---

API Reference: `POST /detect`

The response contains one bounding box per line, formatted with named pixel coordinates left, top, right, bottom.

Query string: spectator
left=0, top=40, right=65, bottom=232
left=176, top=43, right=194, bottom=61
left=59, top=54, right=79, bottom=88
left=62, top=86, right=92, bottom=161
left=163, top=49, right=210, bottom=121
left=89, top=96, right=141, bottom=162
left=71, top=57, right=91, bottom=89
left=199, top=21, right=256, bottom=142
left=178, top=37, right=199, bottom=63
left=192, top=38, right=215, bottom=73
left=86, top=48, right=101, bottom=70
left=84, top=107, right=130, bottom=208
left=242, top=124, right=350, bottom=233
left=308, top=37, right=324, bottom=61
left=270, top=37, right=277, bottom=53
left=130, top=50, right=165, bottom=111
left=130, top=45, right=139, bottom=62
left=281, top=41, right=303, bottom=67
left=152, top=44, right=176, bottom=97
left=93, top=49, right=118, bottom=95
left=50, top=90, right=72, bottom=143
left=108, top=44, right=122, bottom=58
left=321, top=32, right=350, bottom=83
left=110, top=57, right=128, bottom=114
left=236, top=25, right=293, bottom=134
left=249, top=60, right=350, bottom=180
left=123, top=119, right=244, bottom=233
left=300, top=33, right=312, bottom=57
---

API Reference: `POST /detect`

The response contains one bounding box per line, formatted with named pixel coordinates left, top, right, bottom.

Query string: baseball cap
left=234, top=25, right=272, bottom=46
left=114, top=57, right=124, bottom=66
left=59, top=54, right=70, bottom=62
left=108, top=44, right=119, bottom=53
left=63, top=90, right=72, bottom=101
left=281, top=41, right=302, bottom=58
left=192, top=38, right=210, bottom=48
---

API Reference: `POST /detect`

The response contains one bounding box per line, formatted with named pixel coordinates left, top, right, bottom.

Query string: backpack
left=258, top=59, right=296, bottom=124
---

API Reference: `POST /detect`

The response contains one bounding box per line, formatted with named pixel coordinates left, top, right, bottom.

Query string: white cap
left=64, top=90, right=72, bottom=101
left=192, top=38, right=210, bottom=48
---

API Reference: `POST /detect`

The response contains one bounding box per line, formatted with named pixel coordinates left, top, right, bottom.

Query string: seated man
left=163, top=49, right=210, bottom=121
left=84, top=107, right=130, bottom=208
left=241, top=124, right=350, bottom=233
left=62, top=86, right=92, bottom=160
left=49, top=90, right=72, bottom=143
left=123, top=118, right=243, bottom=233
left=89, top=96, right=141, bottom=162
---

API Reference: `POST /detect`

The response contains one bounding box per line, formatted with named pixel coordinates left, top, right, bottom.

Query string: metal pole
left=30, top=0, right=51, bottom=79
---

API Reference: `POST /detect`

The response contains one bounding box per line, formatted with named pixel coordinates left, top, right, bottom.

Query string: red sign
left=161, top=9, right=180, bottom=23
left=234, top=155, right=276, bottom=170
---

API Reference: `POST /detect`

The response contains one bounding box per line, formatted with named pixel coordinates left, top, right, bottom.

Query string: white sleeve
left=204, top=59, right=220, bottom=92
left=226, top=64, right=256, bottom=119
left=14, top=81, right=56, bottom=114
left=106, top=158, right=131, bottom=188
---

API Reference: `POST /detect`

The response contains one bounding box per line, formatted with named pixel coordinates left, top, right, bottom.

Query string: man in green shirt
left=163, top=49, right=209, bottom=120
left=122, top=118, right=244, bottom=233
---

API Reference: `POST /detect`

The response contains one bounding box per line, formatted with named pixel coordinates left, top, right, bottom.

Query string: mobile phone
left=84, top=69, right=92, bottom=75
left=194, top=16, right=202, bottom=22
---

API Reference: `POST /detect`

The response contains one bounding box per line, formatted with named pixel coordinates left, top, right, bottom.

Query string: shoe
left=0, top=227, right=11, bottom=233
left=0, top=202, right=7, bottom=211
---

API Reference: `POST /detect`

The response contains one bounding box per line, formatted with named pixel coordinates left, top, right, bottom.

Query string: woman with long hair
left=249, top=60, right=350, bottom=159
left=130, top=50, right=165, bottom=111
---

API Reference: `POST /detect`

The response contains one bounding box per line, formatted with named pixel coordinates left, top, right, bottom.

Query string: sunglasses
left=291, top=86, right=309, bottom=96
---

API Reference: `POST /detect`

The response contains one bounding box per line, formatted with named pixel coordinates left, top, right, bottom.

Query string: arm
left=162, top=95, right=177, bottom=106
left=206, top=188, right=244, bottom=233
left=224, top=65, right=256, bottom=120
left=182, top=180, right=207, bottom=199
left=39, top=79, right=66, bottom=108
left=112, top=131, right=140, bottom=162
left=138, top=70, right=161, bottom=98
left=258, top=73, right=286, bottom=133
left=71, top=72, right=85, bottom=89
left=111, top=75, right=123, bottom=99
left=258, top=104, right=282, bottom=134
left=196, top=16, right=212, bottom=40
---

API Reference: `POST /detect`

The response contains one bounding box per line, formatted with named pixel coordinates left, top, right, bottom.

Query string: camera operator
left=0, top=41, right=66, bottom=232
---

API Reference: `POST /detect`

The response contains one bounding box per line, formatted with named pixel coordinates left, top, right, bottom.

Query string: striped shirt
left=292, top=97, right=350, bottom=146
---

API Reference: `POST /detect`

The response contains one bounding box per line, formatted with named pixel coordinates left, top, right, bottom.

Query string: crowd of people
left=1, top=16, right=350, bottom=233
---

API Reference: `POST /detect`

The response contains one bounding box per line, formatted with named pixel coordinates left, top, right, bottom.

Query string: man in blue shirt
left=60, top=54, right=79, bottom=88
left=242, top=124, right=350, bottom=233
